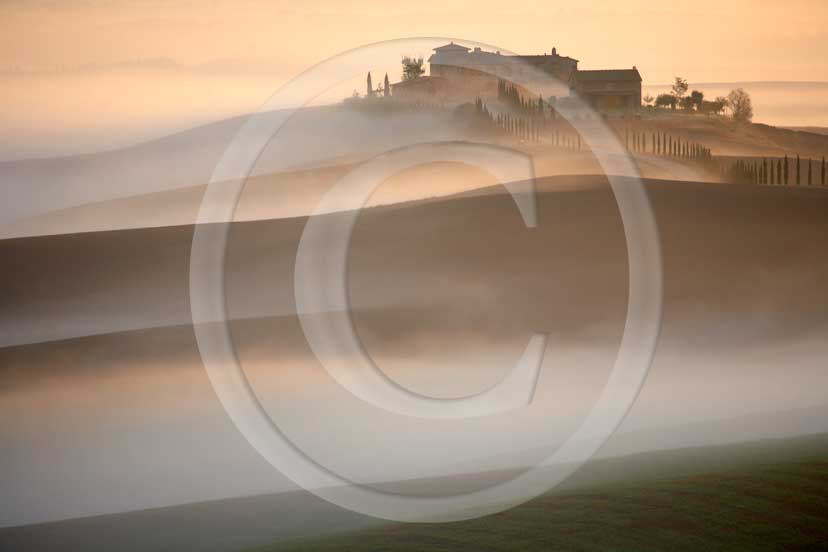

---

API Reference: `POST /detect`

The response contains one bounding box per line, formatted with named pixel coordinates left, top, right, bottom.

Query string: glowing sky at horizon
left=1, top=0, right=826, bottom=159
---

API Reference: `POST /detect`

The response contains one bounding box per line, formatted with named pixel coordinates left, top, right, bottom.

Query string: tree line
left=645, top=77, right=753, bottom=122
left=474, top=97, right=583, bottom=148
left=625, top=128, right=712, bottom=161
left=728, top=156, right=827, bottom=186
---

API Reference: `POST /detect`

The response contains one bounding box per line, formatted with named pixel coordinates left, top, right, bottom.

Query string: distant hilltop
left=391, top=42, right=641, bottom=112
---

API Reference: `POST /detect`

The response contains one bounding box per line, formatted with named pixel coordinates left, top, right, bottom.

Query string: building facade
left=573, top=68, right=642, bottom=111
left=426, top=42, right=576, bottom=100
left=392, top=43, right=642, bottom=112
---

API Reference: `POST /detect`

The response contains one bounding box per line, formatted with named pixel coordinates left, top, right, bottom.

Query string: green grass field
left=256, top=461, right=828, bottom=551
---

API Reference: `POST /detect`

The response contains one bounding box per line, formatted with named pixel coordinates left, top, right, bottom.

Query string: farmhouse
left=392, top=43, right=642, bottom=112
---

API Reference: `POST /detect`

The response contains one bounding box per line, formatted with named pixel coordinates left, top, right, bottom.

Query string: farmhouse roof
left=575, top=68, right=642, bottom=82
left=430, top=44, right=577, bottom=64
left=433, top=42, right=471, bottom=52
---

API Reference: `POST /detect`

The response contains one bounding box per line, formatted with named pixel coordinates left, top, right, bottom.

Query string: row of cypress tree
left=625, top=129, right=712, bottom=161
left=497, top=81, right=546, bottom=118
left=729, top=156, right=827, bottom=186
left=478, top=96, right=581, bottom=147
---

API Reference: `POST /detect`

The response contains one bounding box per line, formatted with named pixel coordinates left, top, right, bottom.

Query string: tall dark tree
left=783, top=155, right=789, bottom=185
left=366, top=72, right=373, bottom=97
left=808, top=158, right=813, bottom=186
left=383, top=73, right=390, bottom=97
left=796, top=155, right=801, bottom=185
left=776, top=157, right=782, bottom=184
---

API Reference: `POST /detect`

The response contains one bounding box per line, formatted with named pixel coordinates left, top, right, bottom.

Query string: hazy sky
left=3, top=0, right=827, bottom=78
left=1, top=0, right=827, bottom=159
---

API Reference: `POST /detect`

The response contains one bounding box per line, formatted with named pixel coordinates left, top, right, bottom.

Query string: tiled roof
left=575, top=69, right=642, bottom=82
left=515, top=54, right=579, bottom=63
left=433, top=42, right=471, bottom=52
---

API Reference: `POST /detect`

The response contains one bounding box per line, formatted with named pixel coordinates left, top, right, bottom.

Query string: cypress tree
left=763, top=158, right=768, bottom=185
left=796, top=155, right=801, bottom=185
left=384, top=73, right=390, bottom=97
left=776, top=158, right=781, bottom=185
left=783, top=155, right=789, bottom=185
left=366, top=72, right=373, bottom=97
